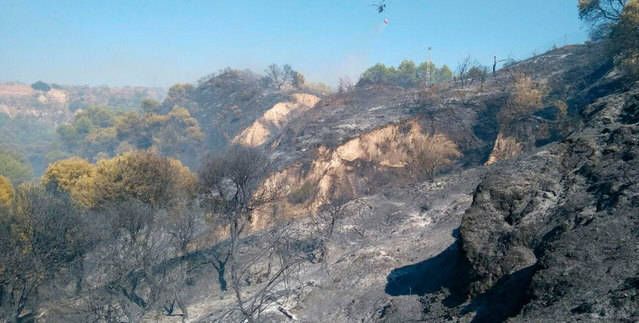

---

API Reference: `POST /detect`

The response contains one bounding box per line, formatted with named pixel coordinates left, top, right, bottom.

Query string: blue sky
left=0, top=0, right=588, bottom=87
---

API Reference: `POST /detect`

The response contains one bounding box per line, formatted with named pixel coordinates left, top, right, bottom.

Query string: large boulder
left=459, top=84, right=639, bottom=321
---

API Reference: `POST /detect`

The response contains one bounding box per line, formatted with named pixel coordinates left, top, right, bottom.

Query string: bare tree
left=265, top=64, right=285, bottom=89
left=163, top=200, right=205, bottom=320
left=264, top=64, right=300, bottom=90
left=90, top=199, right=187, bottom=322
left=282, top=64, right=295, bottom=87
left=80, top=291, right=129, bottom=323
left=292, top=71, right=306, bottom=89
left=74, top=206, right=193, bottom=323
left=456, top=56, right=473, bottom=87
left=199, top=145, right=322, bottom=322
left=167, top=200, right=201, bottom=259
left=225, top=223, right=309, bottom=322
left=0, top=186, right=93, bottom=323
left=314, top=194, right=351, bottom=242
left=0, top=213, right=42, bottom=323
left=338, top=77, right=354, bottom=94
left=467, top=65, right=489, bottom=89
left=310, top=195, right=372, bottom=273
left=199, top=145, right=272, bottom=292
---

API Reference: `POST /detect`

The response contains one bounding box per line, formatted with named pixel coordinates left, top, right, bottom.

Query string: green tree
left=57, top=107, right=119, bottom=158
left=362, top=61, right=453, bottom=87
left=115, top=112, right=153, bottom=149
left=147, top=106, right=204, bottom=159
left=58, top=104, right=204, bottom=162
left=579, top=0, right=628, bottom=37
left=0, top=149, right=33, bottom=184
left=397, top=60, right=418, bottom=87
left=93, top=151, right=197, bottom=209
left=578, top=0, right=638, bottom=77
left=417, top=61, right=435, bottom=84
left=359, top=63, right=392, bottom=85
left=467, top=65, right=488, bottom=87
left=141, top=99, right=162, bottom=114
left=163, top=83, right=196, bottom=112
left=166, top=84, right=195, bottom=102
left=31, top=81, right=51, bottom=92
left=609, top=0, right=639, bottom=76
left=41, top=158, right=97, bottom=208
left=435, top=65, right=454, bottom=83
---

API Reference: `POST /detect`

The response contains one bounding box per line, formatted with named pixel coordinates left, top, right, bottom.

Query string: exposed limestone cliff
left=259, top=120, right=462, bottom=215
left=233, top=93, right=320, bottom=147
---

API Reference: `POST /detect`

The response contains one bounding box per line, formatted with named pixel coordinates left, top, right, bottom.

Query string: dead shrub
left=409, top=133, right=462, bottom=179
left=498, top=73, right=547, bottom=125
left=287, top=181, right=317, bottom=205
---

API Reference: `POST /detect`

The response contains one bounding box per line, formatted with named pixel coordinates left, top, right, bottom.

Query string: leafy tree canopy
left=41, top=158, right=97, bottom=208
left=358, top=60, right=454, bottom=87
left=0, top=149, right=33, bottom=184
left=0, top=176, right=14, bottom=207
left=93, top=151, right=197, bottom=209
left=57, top=104, right=204, bottom=164
left=31, top=81, right=51, bottom=92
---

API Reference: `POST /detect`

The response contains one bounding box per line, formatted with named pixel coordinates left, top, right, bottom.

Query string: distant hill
left=0, top=82, right=166, bottom=124
left=0, top=82, right=166, bottom=176
left=157, top=68, right=323, bottom=151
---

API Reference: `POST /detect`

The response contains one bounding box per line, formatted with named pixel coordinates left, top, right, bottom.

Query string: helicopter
left=371, top=1, right=386, bottom=14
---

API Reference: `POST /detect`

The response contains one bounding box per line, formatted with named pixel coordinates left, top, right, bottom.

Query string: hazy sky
left=0, top=0, right=588, bottom=87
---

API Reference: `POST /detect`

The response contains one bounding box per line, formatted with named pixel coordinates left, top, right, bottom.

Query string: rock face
left=233, top=93, right=320, bottom=147
left=261, top=120, right=456, bottom=210
left=459, top=82, right=639, bottom=321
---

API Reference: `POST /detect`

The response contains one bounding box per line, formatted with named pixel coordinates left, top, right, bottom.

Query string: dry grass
left=498, top=73, right=547, bottom=125
left=409, top=132, right=462, bottom=179
left=485, top=133, right=523, bottom=165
